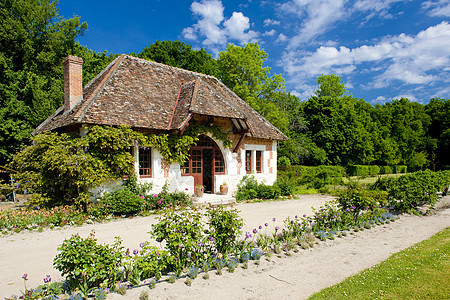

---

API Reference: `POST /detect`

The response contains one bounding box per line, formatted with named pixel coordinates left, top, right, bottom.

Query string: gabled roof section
left=34, top=55, right=288, bottom=140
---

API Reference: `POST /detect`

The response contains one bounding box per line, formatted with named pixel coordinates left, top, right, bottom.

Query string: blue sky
left=58, top=0, right=450, bottom=104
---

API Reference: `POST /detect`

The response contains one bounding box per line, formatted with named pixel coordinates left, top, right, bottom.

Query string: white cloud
left=263, top=18, right=280, bottom=26
left=263, top=29, right=277, bottom=37
left=353, top=0, right=409, bottom=20
left=281, top=22, right=450, bottom=90
left=422, top=0, right=450, bottom=17
left=224, top=12, right=259, bottom=43
left=276, top=33, right=288, bottom=42
left=183, top=0, right=258, bottom=47
left=279, top=0, right=347, bottom=48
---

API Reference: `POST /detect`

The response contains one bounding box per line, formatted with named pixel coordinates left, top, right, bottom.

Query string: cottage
left=34, top=55, right=287, bottom=198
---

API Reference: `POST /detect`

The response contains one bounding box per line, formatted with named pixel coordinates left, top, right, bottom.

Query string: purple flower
left=126, top=248, right=130, bottom=256
left=345, top=208, right=350, bottom=212
left=209, top=236, right=214, bottom=241
left=337, top=212, right=340, bottom=216
left=253, top=228, right=257, bottom=234
left=32, top=140, right=36, bottom=146
left=16, top=182, right=20, bottom=189
left=24, top=189, right=27, bottom=196
left=238, top=225, right=242, bottom=229
left=258, top=225, right=262, bottom=230
left=22, top=274, right=28, bottom=281
left=303, top=214, right=306, bottom=218
left=133, top=249, right=139, bottom=255
left=265, top=223, right=269, bottom=227
left=198, top=242, right=203, bottom=247
left=140, top=242, right=145, bottom=248
left=272, top=218, right=276, bottom=222
left=245, top=232, right=252, bottom=239
left=295, top=215, right=298, bottom=218
left=275, top=226, right=279, bottom=231
left=43, top=275, right=51, bottom=284
left=291, top=220, right=294, bottom=224
left=351, top=205, right=356, bottom=210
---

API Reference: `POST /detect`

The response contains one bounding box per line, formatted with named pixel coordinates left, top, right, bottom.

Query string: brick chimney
left=63, top=55, right=83, bottom=111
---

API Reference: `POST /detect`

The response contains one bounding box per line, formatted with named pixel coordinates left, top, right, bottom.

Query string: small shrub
left=102, top=188, right=143, bottom=215
left=274, top=180, right=293, bottom=196
left=187, top=266, right=199, bottom=279
left=347, top=165, right=370, bottom=177
left=206, top=206, right=243, bottom=255
left=53, top=233, right=123, bottom=293
left=379, top=165, right=393, bottom=174
left=122, top=175, right=152, bottom=196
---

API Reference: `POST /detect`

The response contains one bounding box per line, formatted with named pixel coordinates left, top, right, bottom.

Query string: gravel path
left=1, top=194, right=448, bottom=299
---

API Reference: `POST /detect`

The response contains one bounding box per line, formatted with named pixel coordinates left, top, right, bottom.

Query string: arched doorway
left=181, top=135, right=225, bottom=193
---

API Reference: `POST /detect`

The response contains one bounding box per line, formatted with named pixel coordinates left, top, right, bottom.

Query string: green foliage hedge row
left=371, top=170, right=450, bottom=212
left=278, top=165, right=345, bottom=189
left=346, top=165, right=407, bottom=176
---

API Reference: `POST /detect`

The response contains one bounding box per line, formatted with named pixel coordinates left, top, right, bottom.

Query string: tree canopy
left=1, top=0, right=448, bottom=172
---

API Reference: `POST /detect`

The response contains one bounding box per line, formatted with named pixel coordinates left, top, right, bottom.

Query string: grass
left=309, top=227, right=450, bottom=299
left=342, top=173, right=409, bottom=185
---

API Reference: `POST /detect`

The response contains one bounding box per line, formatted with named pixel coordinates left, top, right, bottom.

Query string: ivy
left=9, top=122, right=231, bottom=208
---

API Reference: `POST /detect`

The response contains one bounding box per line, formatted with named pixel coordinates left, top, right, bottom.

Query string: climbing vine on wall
left=9, top=122, right=231, bottom=207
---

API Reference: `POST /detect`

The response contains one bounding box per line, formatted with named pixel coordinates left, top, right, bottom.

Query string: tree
left=303, top=74, right=375, bottom=165
left=372, top=98, right=431, bottom=169
left=136, top=40, right=217, bottom=76
left=0, top=0, right=87, bottom=165
left=217, top=43, right=288, bottom=131
left=425, top=98, right=450, bottom=169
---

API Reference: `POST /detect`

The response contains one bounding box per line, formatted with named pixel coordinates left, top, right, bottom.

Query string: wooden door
left=191, top=149, right=203, bottom=186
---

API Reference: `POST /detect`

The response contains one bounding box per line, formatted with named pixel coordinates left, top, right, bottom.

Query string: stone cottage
left=34, top=55, right=288, bottom=197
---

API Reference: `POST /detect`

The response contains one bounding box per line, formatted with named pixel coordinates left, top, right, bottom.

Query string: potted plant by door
left=219, top=182, right=228, bottom=195
left=195, top=185, right=204, bottom=197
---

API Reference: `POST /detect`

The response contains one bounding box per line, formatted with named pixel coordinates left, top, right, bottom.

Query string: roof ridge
left=124, top=55, right=217, bottom=81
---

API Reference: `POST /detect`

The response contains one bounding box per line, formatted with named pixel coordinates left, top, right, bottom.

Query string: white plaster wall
left=89, top=139, right=279, bottom=199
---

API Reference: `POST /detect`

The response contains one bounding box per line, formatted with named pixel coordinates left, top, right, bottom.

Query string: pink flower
left=160, top=198, right=164, bottom=201
left=185, top=188, right=188, bottom=191
left=141, top=195, right=145, bottom=199
left=158, top=200, right=162, bottom=205
left=153, top=194, right=158, bottom=198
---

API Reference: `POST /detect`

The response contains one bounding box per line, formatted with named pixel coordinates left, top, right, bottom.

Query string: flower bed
left=7, top=192, right=402, bottom=299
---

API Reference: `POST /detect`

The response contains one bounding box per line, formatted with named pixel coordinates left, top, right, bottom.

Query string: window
left=256, top=151, right=262, bottom=173
left=191, top=149, right=202, bottom=174
left=139, top=147, right=152, bottom=177
left=214, top=150, right=225, bottom=174
left=245, top=150, right=252, bottom=173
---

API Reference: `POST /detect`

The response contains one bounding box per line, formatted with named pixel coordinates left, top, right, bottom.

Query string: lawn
left=342, top=173, right=408, bottom=185
left=309, top=227, right=450, bottom=299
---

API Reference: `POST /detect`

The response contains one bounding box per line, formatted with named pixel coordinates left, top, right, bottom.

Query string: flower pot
left=220, top=184, right=228, bottom=195
left=195, top=186, right=204, bottom=197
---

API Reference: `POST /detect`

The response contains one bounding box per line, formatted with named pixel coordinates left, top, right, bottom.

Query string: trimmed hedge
left=278, top=165, right=345, bottom=189
left=346, top=165, right=407, bottom=176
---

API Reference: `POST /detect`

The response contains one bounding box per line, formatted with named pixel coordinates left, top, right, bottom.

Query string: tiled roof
left=34, top=55, right=288, bottom=140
